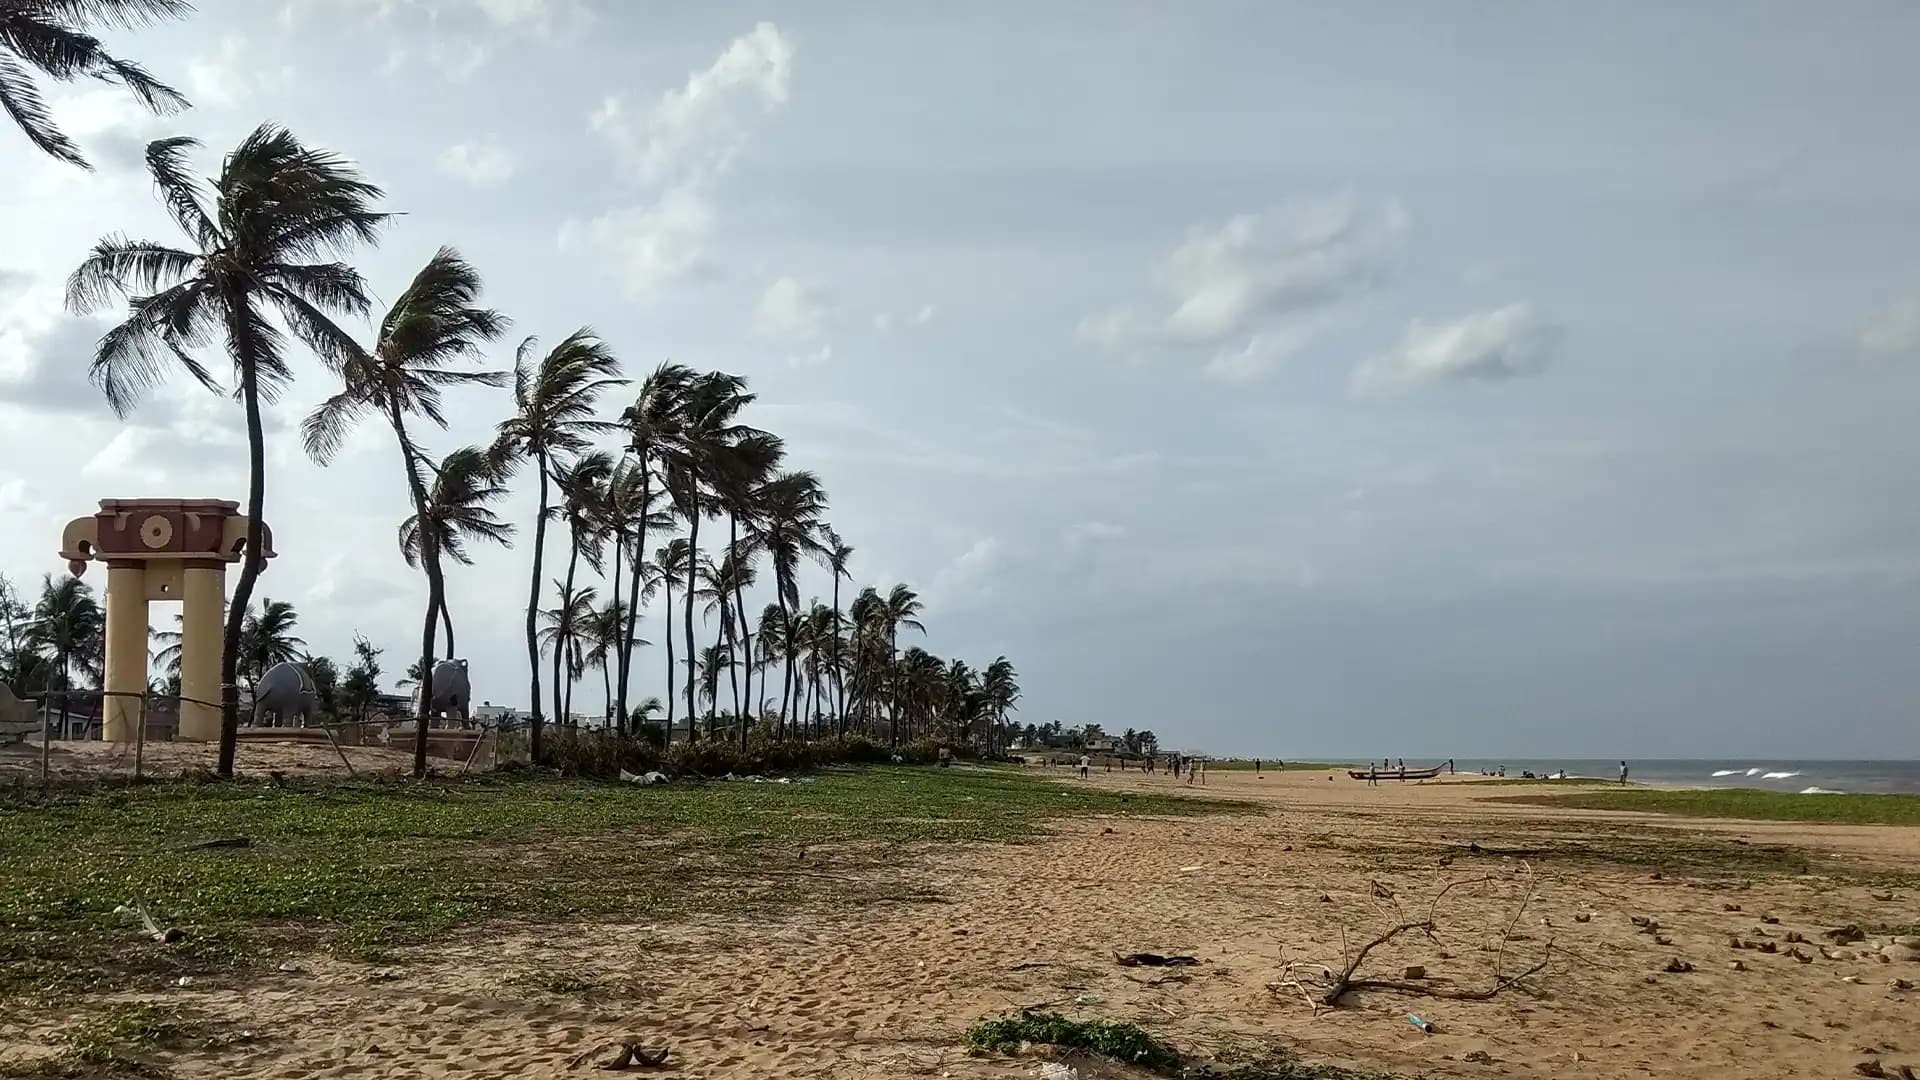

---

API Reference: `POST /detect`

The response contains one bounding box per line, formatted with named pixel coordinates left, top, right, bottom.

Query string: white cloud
left=1081, top=196, right=1408, bottom=380
left=914, top=304, right=936, bottom=325
left=1064, top=521, right=1127, bottom=546
left=928, top=537, right=1003, bottom=608
left=562, top=185, right=716, bottom=298
left=1860, top=292, right=1920, bottom=357
left=386, top=37, right=490, bottom=81
left=575, top=23, right=794, bottom=296
left=1202, top=326, right=1315, bottom=383
left=1352, top=303, right=1562, bottom=396
left=591, top=21, right=792, bottom=185
left=754, top=276, right=832, bottom=340
left=189, top=35, right=294, bottom=108
left=436, top=136, right=516, bottom=188
left=786, top=344, right=833, bottom=369
left=872, top=312, right=894, bottom=333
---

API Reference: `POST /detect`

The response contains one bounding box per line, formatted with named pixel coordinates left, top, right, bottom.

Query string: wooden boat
left=1347, top=759, right=1452, bottom=781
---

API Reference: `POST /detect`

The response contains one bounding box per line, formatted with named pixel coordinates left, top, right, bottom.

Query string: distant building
left=473, top=701, right=520, bottom=723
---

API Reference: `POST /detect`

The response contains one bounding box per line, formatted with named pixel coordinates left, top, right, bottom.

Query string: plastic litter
left=1408, top=1014, right=1434, bottom=1033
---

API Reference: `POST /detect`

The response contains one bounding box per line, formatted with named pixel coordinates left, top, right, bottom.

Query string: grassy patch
left=1494, top=787, right=1920, bottom=825
left=963, top=1011, right=1393, bottom=1079
left=966, top=1012, right=1184, bottom=1073
left=1454, top=777, right=1615, bottom=787
left=1208, top=761, right=1355, bottom=772
left=0, top=766, right=1244, bottom=999
left=0, top=1001, right=250, bottom=1079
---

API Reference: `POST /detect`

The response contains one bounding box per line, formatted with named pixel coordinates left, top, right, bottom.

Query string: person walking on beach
left=1619, top=760, right=1629, bottom=785
left=1367, top=761, right=1378, bottom=787
left=1079, top=754, right=1091, bottom=780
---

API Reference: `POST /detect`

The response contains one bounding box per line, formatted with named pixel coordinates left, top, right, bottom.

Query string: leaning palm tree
left=492, top=330, right=623, bottom=760
left=980, top=656, right=1019, bottom=756
left=822, top=527, right=853, bottom=726
left=397, top=445, right=515, bottom=657
left=69, top=126, right=386, bottom=777
left=0, top=0, right=190, bottom=168
left=582, top=600, right=643, bottom=727
left=714, top=431, right=783, bottom=729
left=615, top=361, right=695, bottom=725
left=877, top=584, right=926, bottom=745
left=651, top=538, right=691, bottom=736
left=657, top=371, right=760, bottom=736
left=302, top=248, right=508, bottom=777
left=26, top=573, right=103, bottom=736
left=535, top=584, right=597, bottom=726
left=548, top=449, right=614, bottom=728
left=753, top=470, right=827, bottom=735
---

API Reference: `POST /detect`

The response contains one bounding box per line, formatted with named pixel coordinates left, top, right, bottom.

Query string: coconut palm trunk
left=617, top=463, right=650, bottom=724
left=217, top=333, right=269, bottom=775
left=525, top=451, right=550, bottom=761
left=391, top=406, right=441, bottom=778
left=683, top=493, right=701, bottom=741
left=662, top=574, right=676, bottom=735
left=555, top=532, right=581, bottom=729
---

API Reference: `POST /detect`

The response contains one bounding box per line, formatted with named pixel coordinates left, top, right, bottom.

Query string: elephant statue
left=252, top=661, right=317, bottom=727
left=410, top=659, right=471, bottom=724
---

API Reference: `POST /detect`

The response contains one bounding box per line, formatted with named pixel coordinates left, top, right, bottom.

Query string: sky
left=4, top=1, right=1920, bottom=759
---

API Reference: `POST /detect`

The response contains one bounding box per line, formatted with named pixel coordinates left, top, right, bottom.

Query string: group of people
left=1073, top=752, right=1208, bottom=785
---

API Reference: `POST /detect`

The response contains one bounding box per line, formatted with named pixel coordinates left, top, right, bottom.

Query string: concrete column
left=102, top=562, right=148, bottom=742
left=179, top=562, right=225, bottom=742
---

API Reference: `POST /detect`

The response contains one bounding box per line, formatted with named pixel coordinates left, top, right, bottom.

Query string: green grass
left=963, top=1011, right=1394, bottom=1079
left=1458, top=777, right=1615, bottom=787
left=0, top=766, right=1243, bottom=999
left=0, top=1001, right=251, bottom=1078
left=1494, top=787, right=1920, bottom=825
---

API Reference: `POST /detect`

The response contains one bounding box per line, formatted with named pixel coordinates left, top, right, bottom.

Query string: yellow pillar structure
left=102, top=561, right=148, bottom=743
left=179, top=561, right=226, bottom=742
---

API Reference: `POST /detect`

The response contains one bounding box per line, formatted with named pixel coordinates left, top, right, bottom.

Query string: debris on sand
left=1114, top=952, right=1200, bottom=968
left=1573, top=912, right=1592, bottom=923
left=1826, top=926, right=1867, bottom=944
left=1402, top=966, right=1427, bottom=980
left=1662, top=958, right=1693, bottom=973
left=1727, top=960, right=1746, bottom=972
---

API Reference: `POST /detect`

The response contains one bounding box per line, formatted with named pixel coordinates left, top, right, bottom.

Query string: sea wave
left=1746, top=768, right=1764, bottom=776
left=1799, top=786, right=1845, bottom=795
left=1711, top=769, right=1740, bottom=777
left=1762, top=771, right=1801, bottom=780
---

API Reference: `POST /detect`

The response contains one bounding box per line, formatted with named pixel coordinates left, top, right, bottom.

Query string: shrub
left=527, top=727, right=961, bottom=779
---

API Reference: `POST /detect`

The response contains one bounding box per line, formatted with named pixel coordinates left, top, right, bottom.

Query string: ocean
left=1444, top=759, right=1920, bottom=795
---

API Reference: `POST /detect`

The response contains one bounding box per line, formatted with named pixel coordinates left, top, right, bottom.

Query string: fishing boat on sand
left=1347, top=760, right=1454, bottom=781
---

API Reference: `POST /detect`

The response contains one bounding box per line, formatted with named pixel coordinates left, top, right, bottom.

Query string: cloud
left=189, top=35, right=294, bottom=108
left=1081, top=196, right=1409, bottom=379
left=573, top=23, right=793, bottom=296
left=872, top=312, right=893, bottom=333
left=753, top=276, right=832, bottom=340
left=437, top=136, right=516, bottom=188
left=1860, top=292, right=1920, bottom=357
left=1352, top=303, right=1562, bottom=396
left=562, top=185, right=716, bottom=296
left=1064, top=521, right=1127, bottom=547
left=0, top=274, right=119, bottom=416
left=1202, top=326, right=1315, bottom=383
left=914, top=304, right=936, bottom=325
left=928, top=537, right=1002, bottom=608
left=385, top=37, right=490, bottom=81
left=786, top=344, right=833, bottom=369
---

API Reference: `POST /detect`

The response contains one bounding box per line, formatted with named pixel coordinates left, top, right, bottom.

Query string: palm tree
left=651, top=539, right=691, bottom=737
left=398, top=445, right=515, bottom=657
left=752, top=470, right=827, bottom=736
left=822, top=527, right=853, bottom=726
left=878, top=584, right=926, bottom=745
left=615, top=362, right=695, bottom=725
left=302, top=248, right=507, bottom=776
left=659, top=371, right=758, bottom=739
left=238, top=598, right=304, bottom=699
left=981, top=656, right=1019, bottom=756
left=846, top=586, right=882, bottom=735
left=0, top=0, right=189, bottom=168
left=340, top=633, right=382, bottom=723
left=536, top=584, right=597, bottom=726
left=548, top=449, right=614, bottom=728
left=695, top=642, right=731, bottom=734
left=583, top=600, right=643, bottom=727
left=493, top=330, right=623, bottom=761
left=27, top=574, right=103, bottom=736
left=149, top=612, right=184, bottom=679
left=69, top=126, right=386, bottom=776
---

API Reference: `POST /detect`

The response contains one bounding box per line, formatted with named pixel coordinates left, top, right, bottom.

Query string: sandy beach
left=3, top=764, right=1917, bottom=1078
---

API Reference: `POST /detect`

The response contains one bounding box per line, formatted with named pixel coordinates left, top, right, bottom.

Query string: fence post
left=39, top=692, right=50, bottom=786
left=133, top=692, right=146, bottom=780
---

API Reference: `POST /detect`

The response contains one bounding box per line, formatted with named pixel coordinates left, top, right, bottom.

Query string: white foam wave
left=1762, top=771, right=1800, bottom=780
left=1798, top=786, right=1845, bottom=795
left=1745, top=768, right=1764, bottom=776
left=1711, top=769, right=1740, bottom=777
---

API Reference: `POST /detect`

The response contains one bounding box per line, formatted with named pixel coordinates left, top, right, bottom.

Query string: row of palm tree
left=13, top=6, right=1026, bottom=775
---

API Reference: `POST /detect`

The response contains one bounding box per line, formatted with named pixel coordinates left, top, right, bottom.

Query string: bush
left=529, top=727, right=956, bottom=779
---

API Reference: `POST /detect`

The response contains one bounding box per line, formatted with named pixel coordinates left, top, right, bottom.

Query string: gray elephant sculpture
left=252, top=661, right=317, bottom=727
left=410, top=659, right=471, bottom=723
